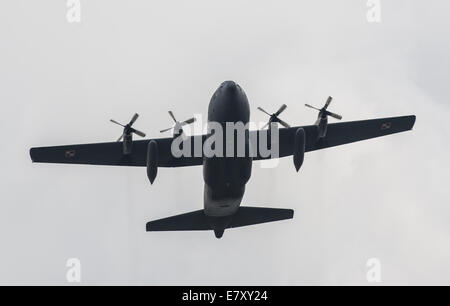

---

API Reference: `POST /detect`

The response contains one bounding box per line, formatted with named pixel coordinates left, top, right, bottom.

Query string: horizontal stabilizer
left=146, top=210, right=210, bottom=231
left=229, top=207, right=294, bottom=228
left=146, top=206, right=294, bottom=232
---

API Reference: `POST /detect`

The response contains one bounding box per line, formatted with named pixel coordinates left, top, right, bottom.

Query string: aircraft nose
left=221, top=80, right=238, bottom=94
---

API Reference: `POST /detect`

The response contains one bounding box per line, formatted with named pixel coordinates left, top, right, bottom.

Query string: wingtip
left=29, top=147, right=36, bottom=162
left=146, top=221, right=157, bottom=232
left=409, top=115, right=417, bottom=130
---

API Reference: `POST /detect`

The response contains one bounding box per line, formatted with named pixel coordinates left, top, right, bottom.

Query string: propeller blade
left=117, top=134, right=123, bottom=142
left=181, top=117, right=196, bottom=126
left=274, top=104, right=287, bottom=116
left=168, top=111, right=177, bottom=123
left=305, top=104, right=321, bottom=111
left=324, top=96, right=333, bottom=109
left=257, top=107, right=271, bottom=116
left=110, top=119, right=125, bottom=127
left=262, top=122, right=270, bottom=130
left=278, top=119, right=291, bottom=128
left=131, top=128, right=146, bottom=137
left=129, top=113, right=139, bottom=125
left=160, top=127, right=173, bottom=133
left=326, top=111, right=342, bottom=120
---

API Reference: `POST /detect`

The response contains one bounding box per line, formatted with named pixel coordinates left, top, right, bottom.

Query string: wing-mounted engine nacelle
left=316, top=114, right=328, bottom=139
left=110, top=113, right=146, bottom=155
left=305, top=96, right=342, bottom=139
left=123, top=133, right=133, bottom=155
left=293, top=128, right=305, bottom=172
left=147, top=140, right=158, bottom=184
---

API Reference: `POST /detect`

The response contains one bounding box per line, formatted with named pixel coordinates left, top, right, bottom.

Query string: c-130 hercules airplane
left=30, top=81, right=416, bottom=238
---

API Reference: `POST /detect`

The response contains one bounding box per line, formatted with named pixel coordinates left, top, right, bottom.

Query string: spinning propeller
left=257, top=104, right=291, bottom=129
left=160, top=111, right=196, bottom=135
left=110, top=113, right=146, bottom=142
left=305, top=96, right=342, bottom=120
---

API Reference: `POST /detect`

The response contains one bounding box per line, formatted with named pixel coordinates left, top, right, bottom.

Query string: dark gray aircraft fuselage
left=203, top=81, right=252, bottom=238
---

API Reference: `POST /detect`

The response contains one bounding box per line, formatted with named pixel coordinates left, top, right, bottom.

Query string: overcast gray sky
left=1, top=0, right=450, bottom=285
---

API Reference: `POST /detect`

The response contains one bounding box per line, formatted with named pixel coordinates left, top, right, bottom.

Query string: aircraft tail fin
left=146, top=206, right=294, bottom=237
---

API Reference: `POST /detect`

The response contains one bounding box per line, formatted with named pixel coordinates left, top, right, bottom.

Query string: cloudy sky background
left=1, top=0, right=449, bottom=285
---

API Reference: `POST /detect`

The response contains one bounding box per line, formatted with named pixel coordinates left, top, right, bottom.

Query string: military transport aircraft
left=30, top=81, right=416, bottom=238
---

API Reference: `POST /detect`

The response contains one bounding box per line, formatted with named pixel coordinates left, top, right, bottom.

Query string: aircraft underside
left=29, top=80, right=416, bottom=239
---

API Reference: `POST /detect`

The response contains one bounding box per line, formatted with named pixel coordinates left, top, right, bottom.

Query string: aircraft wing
left=254, top=115, right=416, bottom=160
left=30, top=115, right=415, bottom=167
left=29, top=136, right=204, bottom=168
